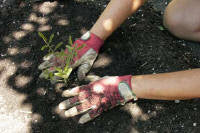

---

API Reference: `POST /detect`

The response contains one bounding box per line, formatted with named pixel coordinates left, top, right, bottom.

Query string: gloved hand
left=38, top=31, right=104, bottom=81
left=58, top=75, right=137, bottom=124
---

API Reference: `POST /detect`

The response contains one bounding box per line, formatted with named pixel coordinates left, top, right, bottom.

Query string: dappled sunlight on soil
left=0, top=0, right=200, bottom=133
left=0, top=59, right=17, bottom=87
left=93, top=53, right=112, bottom=68
left=123, top=103, right=149, bottom=122
left=15, top=75, right=32, bottom=88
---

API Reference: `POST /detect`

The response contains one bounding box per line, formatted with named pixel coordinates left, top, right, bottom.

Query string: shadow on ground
left=0, top=0, right=200, bottom=133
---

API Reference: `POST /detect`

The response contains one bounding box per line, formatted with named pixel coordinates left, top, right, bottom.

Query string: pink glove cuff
left=117, top=75, right=132, bottom=87
left=76, top=31, right=104, bottom=53
left=117, top=75, right=137, bottom=102
left=64, top=31, right=104, bottom=62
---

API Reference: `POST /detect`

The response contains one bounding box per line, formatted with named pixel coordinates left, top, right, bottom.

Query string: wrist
left=64, top=31, right=104, bottom=58
left=118, top=75, right=137, bottom=103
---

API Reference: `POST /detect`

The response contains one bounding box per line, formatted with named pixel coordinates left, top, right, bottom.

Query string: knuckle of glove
left=80, top=49, right=98, bottom=63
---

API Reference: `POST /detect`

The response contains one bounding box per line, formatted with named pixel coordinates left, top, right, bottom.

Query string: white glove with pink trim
left=58, top=75, right=137, bottom=124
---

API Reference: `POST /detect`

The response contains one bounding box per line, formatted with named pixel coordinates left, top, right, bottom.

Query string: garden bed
left=0, top=0, right=200, bottom=133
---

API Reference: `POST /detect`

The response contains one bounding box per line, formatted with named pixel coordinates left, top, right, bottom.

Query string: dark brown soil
left=0, top=0, right=200, bottom=133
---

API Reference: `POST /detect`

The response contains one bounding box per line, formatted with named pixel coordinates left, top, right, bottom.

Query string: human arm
left=132, top=68, right=200, bottom=100
left=58, top=69, right=200, bottom=124
left=38, top=0, right=146, bottom=81
left=90, top=0, right=146, bottom=40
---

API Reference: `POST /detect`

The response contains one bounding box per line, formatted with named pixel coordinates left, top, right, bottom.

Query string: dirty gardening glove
left=38, top=31, right=104, bottom=81
left=58, top=75, right=137, bottom=124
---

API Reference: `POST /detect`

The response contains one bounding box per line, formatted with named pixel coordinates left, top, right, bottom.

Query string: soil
left=0, top=0, right=200, bottom=133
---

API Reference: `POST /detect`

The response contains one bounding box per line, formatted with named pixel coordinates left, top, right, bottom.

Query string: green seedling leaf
left=66, top=45, right=73, bottom=50
left=49, top=33, right=54, bottom=44
left=65, top=55, right=71, bottom=69
left=157, top=26, right=165, bottom=31
left=74, top=52, right=77, bottom=57
left=55, top=72, right=69, bottom=79
left=43, top=69, right=50, bottom=79
left=64, top=67, right=73, bottom=79
left=41, top=45, right=48, bottom=51
left=55, top=50, right=65, bottom=59
left=49, top=72, right=54, bottom=79
left=55, top=67, right=63, bottom=72
left=54, top=73, right=64, bottom=78
left=66, top=45, right=72, bottom=53
left=60, top=50, right=67, bottom=58
left=55, top=51, right=62, bottom=57
left=68, top=36, right=73, bottom=46
left=77, top=43, right=85, bottom=50
left=74, top=43, right=78, bottom=47
left=38, top=32, right=48, bottom=44
left=62, top=75, right=68, bottom=79
left=54, top=42, right=63, bottom=51
left=40, top=33, right=76, bottom=83
left=64, top=64, right=69, bottom=71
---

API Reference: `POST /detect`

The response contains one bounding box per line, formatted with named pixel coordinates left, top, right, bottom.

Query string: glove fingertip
left=78, top=72, right=85, bottom=81
left=77, top=63, right=92, bottom=81
left=78, top=113, right=92, bottom=124
left=85, top=75, right=101, bottom=82
left=39, top=73, right=44, bottom=79
left=43, top=54, right=54, bottom=61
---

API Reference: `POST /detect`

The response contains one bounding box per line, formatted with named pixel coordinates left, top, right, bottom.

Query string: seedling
left=157, top=26, right=165, bottom=31
left=38, top=32, right=85, bottom=83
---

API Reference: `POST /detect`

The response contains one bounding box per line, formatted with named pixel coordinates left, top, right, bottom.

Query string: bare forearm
left=90, top=0, right=146, bottom=40
left=132, top=69, right=200, bottom=100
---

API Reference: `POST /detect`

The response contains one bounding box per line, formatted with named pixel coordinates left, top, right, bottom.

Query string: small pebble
left=34, top=119, right=38, bottom=123
left=182, top=43, right=186, bottom=46
left=193, top=123, right=197, bottom=127
left=175, top=100, right=180, bottom=103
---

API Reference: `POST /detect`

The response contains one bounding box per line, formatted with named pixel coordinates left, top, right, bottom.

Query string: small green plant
left=38, top=32, right=85, bottom=83
left=157, top=26, right=165, bottom=31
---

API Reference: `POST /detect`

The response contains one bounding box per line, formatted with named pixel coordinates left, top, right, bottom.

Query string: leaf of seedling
left=60, top=50, right=67, bottom=58
left=64, top=67, right=73, bottom=79
left=158, top=26, right=165, bottom=31
left=55, top=67, right=63, bottom=73
left=54, top=42, right=63, bottom=51
left=74, top=42, right=78, bottom=47
left=49, top=72, right=54, bottom=79
left=43, top=69, right=50, bottom=79
left=77, top=43, right=85, bottom=51
left=68, top=36, right=73, bottom=46
left=41, top=45, right=48, bottom=51
left=54, top=73, right=64, bottom=78
left=49, top=33, right=54, bottom=44
left=74, top=52, right=77, bottom=57
left=55, top=51, right=62, bottom=57
left=39, top=33, right=76, bottom=84
left=66, top=45, right=73, bottom=50
left=65, top=54, right=71, bottom=69
left=61, top=68, right=72, bottom=79
left=38, top=32, right=48, bottom=44
left=55, top=50, right=65, bottom=59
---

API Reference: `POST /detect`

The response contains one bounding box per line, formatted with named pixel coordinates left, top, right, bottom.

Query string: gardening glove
left=38, top=31, right=104, bottom=81
left=58, top=75, right=137, bottom=124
